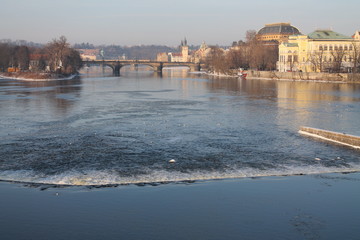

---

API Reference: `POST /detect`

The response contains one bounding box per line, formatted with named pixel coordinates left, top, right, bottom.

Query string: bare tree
left=46, top=36, right=70, bottom=73
left=45, top=36, right=81, bottom=74
left=205, top=47, right=230, bottom=74
left=308, top=49, right=326, bottom=72
left=351, top=41, right=360, bottom=73
left=15, top=46, right=30, bottom=70
left=0, top=43, right=11, bottom=71
left=330, top=47, right=346, bottom=73
left=227, top=48, right=249, bottom=70
left=246, top=30, right=257, bottom=43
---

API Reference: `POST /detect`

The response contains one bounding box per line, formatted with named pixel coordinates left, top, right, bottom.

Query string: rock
left=169, top=159, right=176, bottom=163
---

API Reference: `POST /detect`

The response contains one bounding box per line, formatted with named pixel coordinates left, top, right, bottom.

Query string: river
left=0, top=67, right=359, bottom=186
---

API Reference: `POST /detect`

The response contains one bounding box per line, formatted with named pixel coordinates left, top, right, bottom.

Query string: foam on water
left=1, top=164, right=359, bottom=186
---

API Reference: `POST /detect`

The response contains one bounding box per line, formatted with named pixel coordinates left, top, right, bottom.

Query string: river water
left=0, top=68, right=359, bottom=186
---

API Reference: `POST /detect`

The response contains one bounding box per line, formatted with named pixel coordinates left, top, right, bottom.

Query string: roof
left=283, top=43, right=298, bottom=47
left=171, top=53, right=183, bottom=57
left=258, top=23, right=301, bottom=35
left=308, top=30, right=352, bottom=40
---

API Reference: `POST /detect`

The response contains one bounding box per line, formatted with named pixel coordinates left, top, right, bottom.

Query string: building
left=277, top=30, right=360, bottom=72
left=156, top=52, right=170, bottom=62
left=157, top=38, right=190, bottom=62
left=353, top=30, right=360, bottom=40
left=191, top=41, right=211, bottom=63
left=256, top=23, right=301, bottom=43
left=29, top=54, right=49, bottom=71
left=77, top=49, right=100, bottom=61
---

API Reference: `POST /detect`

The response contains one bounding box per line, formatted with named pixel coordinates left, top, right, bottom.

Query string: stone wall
left=247, top=70, right=360, bottom=82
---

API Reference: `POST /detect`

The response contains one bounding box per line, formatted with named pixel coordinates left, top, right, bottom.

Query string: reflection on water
left=0, top=67, right=359, bottom=185
left=0, top=77, right=82, bottom=112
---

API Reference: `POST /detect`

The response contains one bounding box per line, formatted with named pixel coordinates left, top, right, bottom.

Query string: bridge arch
left=82, top=60, right=200, bottom=76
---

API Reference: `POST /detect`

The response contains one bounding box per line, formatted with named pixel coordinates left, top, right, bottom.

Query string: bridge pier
left=190, top=63, right=201, bottom=72
left=153, top=62, right=163, bottom=72
left=113, top=63, right=121, bottom=76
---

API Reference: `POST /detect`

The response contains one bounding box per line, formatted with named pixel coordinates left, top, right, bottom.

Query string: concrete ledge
left=299, top=126, right=360, bottom=149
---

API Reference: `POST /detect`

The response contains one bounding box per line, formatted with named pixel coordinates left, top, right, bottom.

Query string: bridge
left=82, top=59, right=201, bottom=76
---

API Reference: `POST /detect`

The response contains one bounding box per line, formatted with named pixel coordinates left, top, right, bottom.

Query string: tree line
left=0, top=36, right=82, bottom=75
left=204, top=30, right=278, bottom=75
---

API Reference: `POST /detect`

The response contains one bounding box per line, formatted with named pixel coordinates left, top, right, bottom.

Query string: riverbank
left=201, top=70, right=360, bottom=83
left=0, top=172, right=359, bottom=240
left=247, top=70, right=360, bottom=83
left=0, top=72, right=78, bottom=81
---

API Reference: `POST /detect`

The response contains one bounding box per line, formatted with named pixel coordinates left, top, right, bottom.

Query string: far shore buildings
left=157, top=39, right=211, bottom=63
left=157, top=39, right=189, bottom=62
left=277, top=30, right=360, bottom=72
left=77, top=49, right=100, bottom=61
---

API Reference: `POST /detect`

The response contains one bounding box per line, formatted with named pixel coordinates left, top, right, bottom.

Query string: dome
left=258, top=23, right=301, bottom=35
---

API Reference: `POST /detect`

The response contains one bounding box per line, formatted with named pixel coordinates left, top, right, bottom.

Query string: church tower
left=181, top=38, right=189, bottom=62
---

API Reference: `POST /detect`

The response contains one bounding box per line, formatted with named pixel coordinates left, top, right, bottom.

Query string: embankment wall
left=247, top=71, right=360, bottom=82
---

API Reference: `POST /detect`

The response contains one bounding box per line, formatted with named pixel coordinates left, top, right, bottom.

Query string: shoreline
left=198, top=69, right=360, bottom=83
left=0, top=72, right=78, bottom=81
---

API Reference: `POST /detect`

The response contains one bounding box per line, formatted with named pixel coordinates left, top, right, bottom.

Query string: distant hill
left=101, top=45, right=178, bottom=60
left=74, top=42, right=178, bottom=60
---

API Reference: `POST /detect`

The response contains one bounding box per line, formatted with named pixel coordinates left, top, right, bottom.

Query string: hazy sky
left=1, top=0, right=359, bottom=46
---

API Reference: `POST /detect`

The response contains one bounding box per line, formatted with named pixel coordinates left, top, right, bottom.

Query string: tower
left=181, top=38, right=189, bottom=62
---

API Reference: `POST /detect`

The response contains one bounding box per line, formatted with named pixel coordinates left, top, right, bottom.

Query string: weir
left=299, top=126, right=360, bottom=149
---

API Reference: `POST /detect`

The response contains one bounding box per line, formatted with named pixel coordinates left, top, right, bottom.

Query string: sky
left=1, top=0, right=359, bottom=46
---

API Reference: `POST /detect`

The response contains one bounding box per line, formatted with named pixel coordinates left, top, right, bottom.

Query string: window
left=294, top=55, right=298, bottom=62
left=319, top=45, right=323, bottom=51
left=350, top=45, right=353, bottom=51
left=288, top=56, right=292, bottom=63
left=324, top=45, right=328, bottom=51
left=329, top=45, right=333, bottom=51
left=334, top=46, right=338, bottom=51
left=339, top=46, right=343, bottom=51
left=344, top=46, right=348, bottom=51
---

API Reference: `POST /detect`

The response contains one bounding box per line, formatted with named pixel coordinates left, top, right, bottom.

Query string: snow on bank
left=0, top=73, right=78, bottom=81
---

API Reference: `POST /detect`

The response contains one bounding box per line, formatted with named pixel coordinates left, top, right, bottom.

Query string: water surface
left=1, top=68, right=359, bottom=185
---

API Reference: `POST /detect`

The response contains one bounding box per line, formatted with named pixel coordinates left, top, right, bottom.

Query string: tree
left=350, top=41, right=360, bottom=73
left=308, top=49, right=326, bottom=72
left=62, top=49, right=82, bottom=74
left=247, top=40, right=278, bottom=71
left=205, top=47, right=230, bottom=74
left=246, top=30, right=257, bottom=43
left=46, top=36, right=70, bottom=73
left=0, top=43, right=11, bottom=71
left=14, top=46, right=30, bottom=70
left=330, top=47, right=346, bottom=73
left=46, top=36, right=81, bottom=74
left=227, top=47, right=250, bottom=70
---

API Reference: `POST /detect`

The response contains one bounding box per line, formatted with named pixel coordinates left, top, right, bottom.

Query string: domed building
left=256, top=23, right=301, bottom=43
